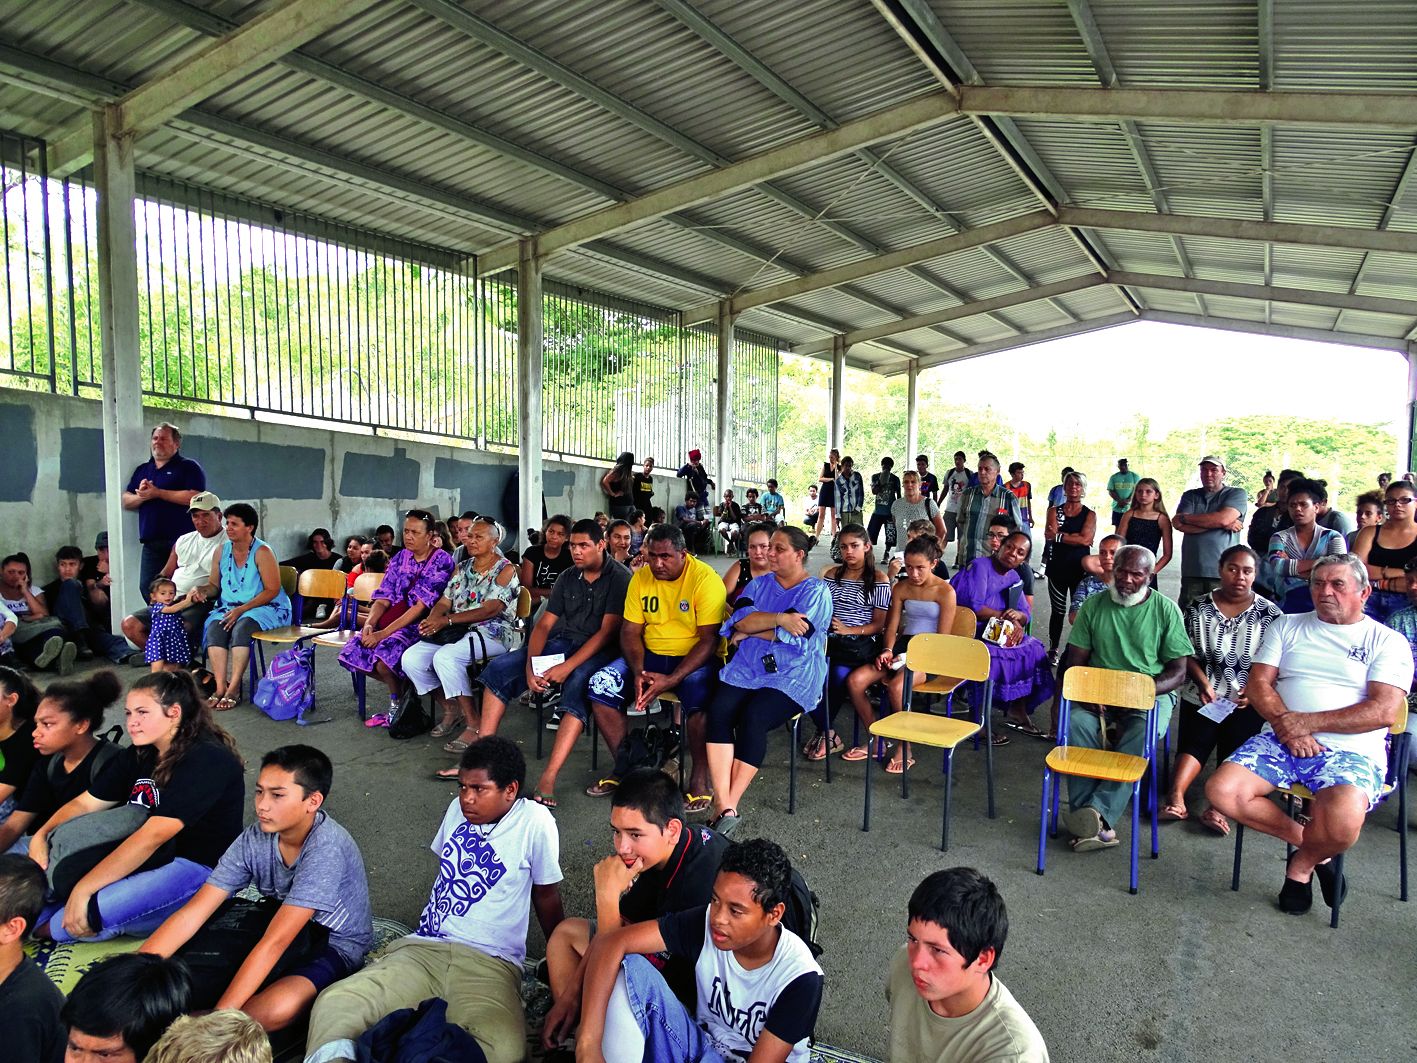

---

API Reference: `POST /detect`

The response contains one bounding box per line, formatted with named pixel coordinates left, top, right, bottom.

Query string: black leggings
left=706, top=683, right=803, bottom=767
left=1047, top=572, right=1083, bottom=651
left=867, top=512, right=894, bottom=550
left=1176, top=700, right=1264, bottom=766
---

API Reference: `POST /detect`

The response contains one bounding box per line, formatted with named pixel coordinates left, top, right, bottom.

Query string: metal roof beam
left=47, top=0, right=376, bottom=176
left=793, top=274, right=1102, bottom=353
left=475, top=90, right=959, bottom=274
left=1141, top=310, right=1411, bottom=354
left=884, top=313, right=1137, bottom=375
left=1059, top=207, right=1417, bottom=256
left=1335, top=140, right=1417, bottom=331
left=960, top=85, right=1417, bottom=130
left=1110, top=271, right=1417, bottom=320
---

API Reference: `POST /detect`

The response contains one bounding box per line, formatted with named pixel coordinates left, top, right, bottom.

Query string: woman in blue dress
left=191, top=503, right=291, bottom=710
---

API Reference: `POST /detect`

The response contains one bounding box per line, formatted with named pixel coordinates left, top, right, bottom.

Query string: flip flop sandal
left=443, top=734, right=477, bottom=754
left=1199, top=808, right=1231, bottom=836
left=990, top=732, right=1010, bottom=747
left=840, top=745, right=870, bottom=762
left=1070, top=831, right=1120, bottom=852
left=214, top=695, right=237, bottom=711
left=430, top=718, right=462, bottom=738
left=684, top=793, right=713, bottom=815
left=432, top=766, right=460, bottom=781
left=585, top=778, right=619, bottom=798
left=1160, top=805, right=1190, bottom=822
left=885, top=757, right=916, bottom=774
left=1003, top=718, right=1047, bottom=738
left=530, top=790, right=559, bottom=810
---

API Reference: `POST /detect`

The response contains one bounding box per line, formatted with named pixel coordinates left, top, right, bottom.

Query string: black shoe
left=1278, top=875, right=1313, bottom=915
left=1315, top=860, right=1348, bottom=909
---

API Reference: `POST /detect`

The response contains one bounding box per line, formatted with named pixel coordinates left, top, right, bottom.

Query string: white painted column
left=1405, top=346, right=1417, bottom=474
left=516, top=239, right=543, bottom=546
left=93, top=107, right=146, bottom=626
left=906, top=359, right=920, bottom=464
left=830, top=334, right=846, bottom=450
left=716, top=301, right=735, bottom=494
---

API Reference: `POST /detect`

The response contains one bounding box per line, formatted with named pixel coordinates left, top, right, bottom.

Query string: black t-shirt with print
left=521, top=545, right=574, bottom=590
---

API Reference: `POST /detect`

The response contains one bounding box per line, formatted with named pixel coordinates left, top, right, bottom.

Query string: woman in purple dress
left=950, top=530, right=1055, bottom=738
left=338, top=510, right=454, bottom=725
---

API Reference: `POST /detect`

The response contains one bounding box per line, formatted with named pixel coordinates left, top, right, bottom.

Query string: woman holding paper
left=1162, top=544, right=1281, bottom=833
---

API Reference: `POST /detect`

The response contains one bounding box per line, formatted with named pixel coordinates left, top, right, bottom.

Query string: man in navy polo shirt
left=121, top=422, right=206, bottom=598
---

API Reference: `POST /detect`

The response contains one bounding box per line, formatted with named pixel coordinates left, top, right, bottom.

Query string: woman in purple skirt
left=338, top=510, right=454, bottom=725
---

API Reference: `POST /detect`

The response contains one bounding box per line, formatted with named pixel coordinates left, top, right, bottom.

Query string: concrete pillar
left=516, top=239, right=543, bottom=546
left=716, top=302, right=735, bottom=496
left=93, top=107, right=146, bottom=626
left=830, top=335, right=846, bottom=451
left=906, top=359, right=920, bottom=464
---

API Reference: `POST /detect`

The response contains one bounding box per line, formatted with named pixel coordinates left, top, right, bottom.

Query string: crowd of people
left=2, top=424, right=1415, bottom=1061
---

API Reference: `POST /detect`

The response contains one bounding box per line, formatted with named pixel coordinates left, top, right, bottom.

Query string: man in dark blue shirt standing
left=121, top=422, right=206, bottom=599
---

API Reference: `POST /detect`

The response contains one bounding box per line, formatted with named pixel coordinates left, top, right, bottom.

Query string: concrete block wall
left=0, top=391, right=689, bottom=584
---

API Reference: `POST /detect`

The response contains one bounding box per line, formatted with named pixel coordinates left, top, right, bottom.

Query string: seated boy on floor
left=305, top=735, right=565, bottom=1063
left=141, top=744, right=373, bottom=1032
left=541, top=768, right=731, bottom=1049
left=576, top=837, right=823, bottom=1063
left=886, top=867, right=1048, bottom=1062
left=0, top=853, right=65, bottom=1063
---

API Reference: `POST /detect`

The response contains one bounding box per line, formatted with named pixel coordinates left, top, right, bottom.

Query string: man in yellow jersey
left=586, top=525, right=727, bottom=812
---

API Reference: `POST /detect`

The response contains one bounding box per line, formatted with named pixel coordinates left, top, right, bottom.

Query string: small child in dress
left=145, top=577, right=191, bottom=672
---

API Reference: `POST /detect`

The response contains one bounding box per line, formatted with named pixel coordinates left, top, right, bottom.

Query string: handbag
left=426, top=621, right=472, bottom=646
left=827, top=632, right=879, bottom=665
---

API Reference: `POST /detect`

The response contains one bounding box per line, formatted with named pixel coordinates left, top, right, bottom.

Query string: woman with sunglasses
left=1352, top=479, right=1417, bottom=621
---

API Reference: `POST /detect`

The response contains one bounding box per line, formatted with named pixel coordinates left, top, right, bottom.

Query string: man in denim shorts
left=1207, top=554, right=1411, bottom=916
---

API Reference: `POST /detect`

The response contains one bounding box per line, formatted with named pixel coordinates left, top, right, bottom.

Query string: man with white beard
left=1057, top=545, right=1193, bottom=851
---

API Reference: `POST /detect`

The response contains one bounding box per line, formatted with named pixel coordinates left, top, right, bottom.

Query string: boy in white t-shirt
left=887, top=867, right=1048, bottom=1063
left=304, top=737, right=565, bottom=1063
left=577, top=838, right=823, bottom=1063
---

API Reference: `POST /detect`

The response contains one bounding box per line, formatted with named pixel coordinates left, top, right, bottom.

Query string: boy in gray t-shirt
left=140, top=745, right=372, bottom=1031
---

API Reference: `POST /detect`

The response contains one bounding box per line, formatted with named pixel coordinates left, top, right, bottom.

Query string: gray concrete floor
left=89, top=539, right=1416, bottom=1061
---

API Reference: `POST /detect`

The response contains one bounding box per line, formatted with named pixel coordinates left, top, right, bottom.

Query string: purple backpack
left=253, top=642, right=315, bottom=723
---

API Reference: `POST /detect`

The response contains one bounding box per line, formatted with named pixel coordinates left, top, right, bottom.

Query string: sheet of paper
left=531, top=653, right=566, bottom=677
left=1197, top=697, right=1238, bottom=724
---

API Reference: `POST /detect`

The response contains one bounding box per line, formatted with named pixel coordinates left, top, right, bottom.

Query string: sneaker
left=544, top=711, right=561, bottom=731
left=57, top=642, right=78, bottom=676
left=34, top=636, right=64, bottom=670
left=364, top=713, right=391, bottom=728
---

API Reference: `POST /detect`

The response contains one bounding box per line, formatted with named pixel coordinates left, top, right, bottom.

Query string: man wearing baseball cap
left=118, top=492, right=226, bottom=658
left=1173, top=456, right=1248, bottom=606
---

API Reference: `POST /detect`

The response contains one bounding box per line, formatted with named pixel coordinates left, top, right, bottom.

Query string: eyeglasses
left=1387, top=497, right=1415, bottom=505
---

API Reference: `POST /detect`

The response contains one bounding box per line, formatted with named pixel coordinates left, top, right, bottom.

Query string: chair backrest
left=299, top=567, right=348, bottom=600
left=515, top=587, right=533, bottom=621
left=1062, top=666, right=1155, bottom=711
left=278, top=565, right=299, bottom=598
left=905, top=633, right=990, bottom=683
left=350, top=572, right=384, bottom=602
left=1391, top=697, right=1409, bottom=735
left=950, top=606, right=977, bottom=638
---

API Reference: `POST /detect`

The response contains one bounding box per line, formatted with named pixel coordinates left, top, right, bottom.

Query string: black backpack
left=783, top=866, right=823, bottom=959
left=610, top=723, right=678, bottom=779
left=49, top=725, right=124, bottom=788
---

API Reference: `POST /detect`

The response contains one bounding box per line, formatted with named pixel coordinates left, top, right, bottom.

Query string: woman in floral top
left=402, top=518, right=520, bottom=747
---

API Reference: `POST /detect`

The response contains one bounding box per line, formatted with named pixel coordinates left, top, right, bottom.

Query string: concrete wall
left=0, top=391, right=688, bottom=584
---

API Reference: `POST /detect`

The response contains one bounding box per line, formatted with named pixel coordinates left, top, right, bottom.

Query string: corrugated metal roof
left=0, top=0, right=1413, bottom=371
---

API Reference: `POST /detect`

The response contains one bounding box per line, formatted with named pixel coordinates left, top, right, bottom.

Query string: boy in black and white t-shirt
left=577, top=838, right=823, bottom=1063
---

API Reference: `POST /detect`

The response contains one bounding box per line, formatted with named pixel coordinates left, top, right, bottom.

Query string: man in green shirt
left=1060, top=545, right=1192, bottom=851
left=1106, top=458, right=1140, bottom=528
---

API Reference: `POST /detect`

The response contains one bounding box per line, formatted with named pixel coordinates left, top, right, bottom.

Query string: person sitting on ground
left=40, top=545, right=131, bottom=664
left=78, top=531, right=119, bottom=637
left=844, top=537, right=960, bottom=769
left=0, top=853, right=65, bottom=1063
left=804, top=523, right=891, bottom=762
left=1163, top=545, right=1281, bottom=833
left=141, top=744, right=372, bottom=1031
left=1350, top=490, right=1384, bottom=549
left=146, top=1011, right=272, bottom=1063
left=891, top=470, right=947, bottom=560
left=540, top=769, right=731, bottom=1052
left=0, top=670, right=117, bottom=856
left=1, top=554, right=75, bottom=675
left=836, top=456, right=866, bottom=530
left=741, top=487, right=771, bottom=531
left=305, top=737, right=564, bottom=1063
left=585, top=524, right=726, bottom=809
left=952, top=531, right=1055, bottom=738
left=1070, top=533, right=1122, bottom=623
left=1117, top=477, right=1173, bottom=585
left=673, top=494, right=708, bottom=555
left=372, top=524, right=396, bottom=554
left=576, top=837, right=823, bottom=1063
left=190, top=503, right=292, bottom=712
left=607, top=519, right=633, bottom=565
left=1351, top=477, right=1417, bottom=621
left=338, top=510, right=454, bottom=727
left=451, top=520, right=632, bottom=806
left=1173, top=455, right=1247, bottom=606
left=120, top=491, right=226, bottom=659
left=0, top=665, right=40, bottom=825
left=1207, top=554, right=1410, bottom=915
left=29, top=670, right=244, bottom=941
left=715, top=489, right=745, bottom=557
left=282, top=529, right=339, bottom=574
left=404, top=518, right=519, bottom=745
left=1044, top=471, right=1095, bottom=666
left=1059, top=545, right=1192, bottom=852
left=676, top=449, right=715, bottom=518
left=1267, top=477, right=1346, bottom=613
left=706, top=527, right=831, bottom=836
left=869, top=457, right=904, bottom=560
left=0, top=600, right=15, bottom=670
left=723, top=524, right=774, bottom=603
left=887, top=867, right=1048, bottom=1063
left=61, top=952, right=192, bottom=1063
left=956, top=452, right=1025, bottom=571
left=762, top=479, right=786, bottom=525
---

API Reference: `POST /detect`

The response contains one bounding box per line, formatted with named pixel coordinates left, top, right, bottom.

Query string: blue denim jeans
left=478, top=636, right=617, bottom=724
left=50, top=578, right=130, bottom=661
left=603, top=955, right=725, bottom=1063
left=47, top=857, right=211, bottom=942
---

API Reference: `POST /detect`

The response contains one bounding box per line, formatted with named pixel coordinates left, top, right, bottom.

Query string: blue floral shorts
left=1227, top=730, right=1386, bottom=810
